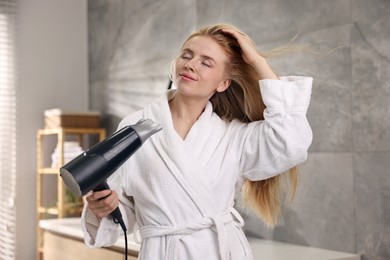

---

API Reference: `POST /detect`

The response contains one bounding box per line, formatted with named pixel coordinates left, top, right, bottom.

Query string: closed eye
left=181, top=51, right=192, bottom=60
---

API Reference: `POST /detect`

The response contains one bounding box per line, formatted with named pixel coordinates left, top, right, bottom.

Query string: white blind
left=0, top=0, right=17, bottom=259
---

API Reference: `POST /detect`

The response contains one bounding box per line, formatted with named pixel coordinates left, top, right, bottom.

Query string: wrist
left=253, top=56, right=268, bottom=71
left=254, top=57, right=278, bottom=80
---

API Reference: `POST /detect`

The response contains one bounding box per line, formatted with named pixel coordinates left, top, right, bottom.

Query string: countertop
left=40, top=218, right=360, bottom=260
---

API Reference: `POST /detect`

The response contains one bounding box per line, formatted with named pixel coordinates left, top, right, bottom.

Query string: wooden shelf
left=38, top=207, right=59, bottom=215
left=38, top=127, right=106, bottom=136
left=38, top=167, right=60, bottom=174
left=36, top=127, right=106, bottom=260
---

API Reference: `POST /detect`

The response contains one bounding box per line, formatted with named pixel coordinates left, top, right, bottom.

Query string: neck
left=168, top=93, right=209, bottom=139
left=170, top=94, right=208, bottom=122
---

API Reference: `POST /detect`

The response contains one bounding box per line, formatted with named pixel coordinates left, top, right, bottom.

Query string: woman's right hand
left=85, top=189, right=119, bottom=219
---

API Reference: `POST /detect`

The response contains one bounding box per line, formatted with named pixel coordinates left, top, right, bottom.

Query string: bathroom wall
left=88, top=0, right=390, bottom=259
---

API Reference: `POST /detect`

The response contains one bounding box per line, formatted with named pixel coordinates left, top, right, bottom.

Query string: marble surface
left=243, top=153, right=356, bottom=253
left=354, top=153, right=390, bottom=259
left=40, top=218, right=360, bottom=259
left=87, top=0, right=390, bottom=258
left=351, top=15, right=390, bottom=152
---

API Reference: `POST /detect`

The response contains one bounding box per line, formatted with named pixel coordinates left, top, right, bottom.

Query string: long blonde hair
left=175, top=23, right=298, bottom=227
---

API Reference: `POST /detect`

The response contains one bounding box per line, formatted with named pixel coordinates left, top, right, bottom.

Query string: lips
left=179, top=73, right=197, bottom=81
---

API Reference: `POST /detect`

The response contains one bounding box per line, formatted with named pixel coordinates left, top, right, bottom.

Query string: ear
left=216, top=79, right=231, bottom=93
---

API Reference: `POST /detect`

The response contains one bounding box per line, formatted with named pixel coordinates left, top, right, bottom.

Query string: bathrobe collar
left=143, top=90, right=226, bottom=216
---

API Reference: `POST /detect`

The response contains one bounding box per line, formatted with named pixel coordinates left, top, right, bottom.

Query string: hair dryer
left=60, top=118, right=162, bottom=230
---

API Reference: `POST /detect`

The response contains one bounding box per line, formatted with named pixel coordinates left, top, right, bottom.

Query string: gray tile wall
left=88, top=0, right=390, bottom=258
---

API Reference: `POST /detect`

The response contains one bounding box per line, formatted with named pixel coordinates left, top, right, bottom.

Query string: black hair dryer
left=60, top=118, right=162, bottom=230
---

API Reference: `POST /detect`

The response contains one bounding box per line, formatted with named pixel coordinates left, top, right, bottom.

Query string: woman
left=81, top=23, right=313, bottom=260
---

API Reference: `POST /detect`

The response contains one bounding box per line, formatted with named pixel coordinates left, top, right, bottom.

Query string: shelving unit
left=36, top=127, right=106, bottom=260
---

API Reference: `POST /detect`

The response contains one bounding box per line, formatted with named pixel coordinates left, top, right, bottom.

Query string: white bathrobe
left=81, top=76, right=313, bottom=260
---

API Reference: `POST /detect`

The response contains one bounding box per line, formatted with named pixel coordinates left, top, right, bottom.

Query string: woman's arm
left=228, top=76, right=313, bottom=180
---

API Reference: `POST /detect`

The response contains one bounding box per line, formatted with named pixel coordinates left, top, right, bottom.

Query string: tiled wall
left=88, top=1, right=390, bottom=259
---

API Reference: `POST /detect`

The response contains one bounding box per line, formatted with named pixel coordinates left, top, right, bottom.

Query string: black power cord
left=114, top=217, right=128, bottom=260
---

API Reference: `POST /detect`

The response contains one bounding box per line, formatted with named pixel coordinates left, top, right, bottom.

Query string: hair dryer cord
left=114, top=217, right=128, bottom=260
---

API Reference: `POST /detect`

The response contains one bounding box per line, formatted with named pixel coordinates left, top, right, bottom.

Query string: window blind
left=0, top=0, right=17, bottom=259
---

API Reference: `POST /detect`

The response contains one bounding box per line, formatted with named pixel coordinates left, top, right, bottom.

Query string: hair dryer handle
left=93, top=181, right=127, bottom=231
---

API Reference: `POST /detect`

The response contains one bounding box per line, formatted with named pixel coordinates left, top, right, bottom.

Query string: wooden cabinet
left=36, top=127, right=106, bottom=260
left=43, top=232, right=138, bottom=260
left=39, top=218, right=139, bottom=260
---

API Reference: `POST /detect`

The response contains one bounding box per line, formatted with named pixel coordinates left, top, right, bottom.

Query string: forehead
left=182, top=35, right=228, bottom=63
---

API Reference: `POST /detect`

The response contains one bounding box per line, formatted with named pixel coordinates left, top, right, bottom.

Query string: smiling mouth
left=179, top=73, right=197, bottom=81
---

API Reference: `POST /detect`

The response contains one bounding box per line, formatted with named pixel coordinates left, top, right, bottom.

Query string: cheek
left=175, top=59, right=185, bottom=69
left=207, top=70, right=226, bottom=84
left=173, top=61, right=182, bottom=78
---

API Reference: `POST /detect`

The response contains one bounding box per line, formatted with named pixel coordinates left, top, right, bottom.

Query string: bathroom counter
left=40, top=218, right=360, bottom=260
left=248, top=237, right=360, bottom=260
left=40, top=217, right=140, bottom=252
left=40, top=217, right=139, bottom=260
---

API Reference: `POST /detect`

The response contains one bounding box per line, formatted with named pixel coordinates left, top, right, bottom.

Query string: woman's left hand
left=221, top=28, right=263, bottom=66
left=221, top=28, right=278, bottom=80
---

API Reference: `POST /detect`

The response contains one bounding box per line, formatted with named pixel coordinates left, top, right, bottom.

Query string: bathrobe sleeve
left=229, top=76, right=313, bottom=181
left=80, top=114, right=142, bottom=248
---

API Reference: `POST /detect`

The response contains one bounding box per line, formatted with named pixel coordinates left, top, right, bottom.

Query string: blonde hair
left=174, top=23, right=298, bottom=227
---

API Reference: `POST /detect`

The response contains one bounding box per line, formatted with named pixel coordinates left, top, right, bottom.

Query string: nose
left=185, top=61, right=194, bottom=71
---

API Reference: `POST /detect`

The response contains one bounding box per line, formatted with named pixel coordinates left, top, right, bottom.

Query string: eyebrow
left=182, top=48, right=216, bottom=64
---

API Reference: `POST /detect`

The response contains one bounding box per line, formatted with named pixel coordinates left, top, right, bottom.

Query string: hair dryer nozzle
left=132, top=118, right=163, bottom=144
left=60, top=167, right=82, bottom=196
